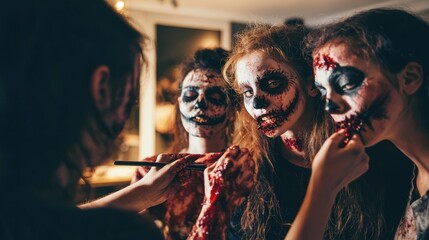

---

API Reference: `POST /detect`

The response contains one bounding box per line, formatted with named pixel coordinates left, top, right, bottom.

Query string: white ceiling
left=127, top=0, right=429, bottom=24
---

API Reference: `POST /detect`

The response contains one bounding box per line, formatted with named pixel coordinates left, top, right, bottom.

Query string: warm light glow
left=200, top=37, right=219, bottom=49
left=115, top=0, right=125, bottom=11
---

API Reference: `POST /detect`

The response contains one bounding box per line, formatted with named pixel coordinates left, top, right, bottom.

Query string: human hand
left=203, top=145, right=256, bottom=212
left=130, top=153, right=190, bottom=184
left=133, top=154, right=199, bottom=209
left=311, top=130, right=369, bottom=195
left=189, top=146, right=255, bottom=240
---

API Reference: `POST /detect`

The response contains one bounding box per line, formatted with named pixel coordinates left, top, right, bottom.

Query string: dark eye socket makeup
left=206, top=86, right=227, bottom=106
left=257, top=70, right=289, bottom=95
left=181, top=86, right=227, bottom=106
left=328, top=66, right=365, bottom=95
left=182, top=86, right=199, bottom=102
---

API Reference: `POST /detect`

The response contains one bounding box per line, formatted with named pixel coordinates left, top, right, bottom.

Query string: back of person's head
left=306, top=8, right=429, bottom=98
left=170, top=47, right=235, bottom=152
left=0, top=0, right=146, bottom=194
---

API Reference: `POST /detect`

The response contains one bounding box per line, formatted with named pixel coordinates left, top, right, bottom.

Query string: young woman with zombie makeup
left=223, top=23, right=412, bottom=240
left=307, top=8, right=429, bottom=240
left=131, top=48, right=255, bottom=240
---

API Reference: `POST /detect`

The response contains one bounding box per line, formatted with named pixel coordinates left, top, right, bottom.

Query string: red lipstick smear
left=335, top=115, right=364, bottom=147
left=313, top=54, right=337, bottom=71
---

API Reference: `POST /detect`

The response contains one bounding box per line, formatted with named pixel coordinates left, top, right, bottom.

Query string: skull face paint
left=313, top=42, right=405, bottom=146
left=235, top=51, right=306, bottom=138
left=179, top=69, right=229, bottom=138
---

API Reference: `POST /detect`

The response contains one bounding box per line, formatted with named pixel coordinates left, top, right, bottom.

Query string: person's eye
left=338, top=77, right=360, bottom=92
left=341, top=83, right=357, bottom=90
left=267, top=80, right=281, bottom=89
left=333, top=67, right=365, bottom=93
left=242, top=89, right=253, bottom=98
left=182, top=90, right=198, bottom=102
left=208, top=92, right=221, bottom=101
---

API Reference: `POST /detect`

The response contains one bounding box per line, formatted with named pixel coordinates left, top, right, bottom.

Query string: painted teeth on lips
left=193, top=116, right=208, bottom=124
left=260, top=115, right=276, bottom=125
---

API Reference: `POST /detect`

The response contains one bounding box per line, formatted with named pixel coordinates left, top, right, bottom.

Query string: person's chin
left=359, top=131, right=381, bottom=147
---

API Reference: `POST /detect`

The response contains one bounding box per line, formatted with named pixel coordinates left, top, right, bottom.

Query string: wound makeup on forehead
left=256, top=69, right=291, bottom=95
left=313, top=54, right=338, bottom=71
left=328, top=66, right=365, bottom=96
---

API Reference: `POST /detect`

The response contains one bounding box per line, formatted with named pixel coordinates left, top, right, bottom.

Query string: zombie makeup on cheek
left=335, top=91, right=390, bottom=147
left=257, top=90, right=300, bottom=133
left=356, top=92, right=390, bottom=131
left=257, top=69, right=291, bottom=95
left=329, top=66, right=365, bottom=96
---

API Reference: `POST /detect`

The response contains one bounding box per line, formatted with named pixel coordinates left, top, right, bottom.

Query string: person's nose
left=324, top=91, right=346, bottom=114
left=325, top=99, right=340, bottom=113
left=195, top=95, right=208, bottom=110
left=252, top=95, right=269, bottom=109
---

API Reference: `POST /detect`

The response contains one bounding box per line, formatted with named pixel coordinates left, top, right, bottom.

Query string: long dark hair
left=304, top=8, right=429, bottom=239
left=0, top=0, right=147, bottom=198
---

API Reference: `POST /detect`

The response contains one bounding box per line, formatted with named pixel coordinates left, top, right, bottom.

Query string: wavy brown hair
left=224, top=24, right=335, bottom=239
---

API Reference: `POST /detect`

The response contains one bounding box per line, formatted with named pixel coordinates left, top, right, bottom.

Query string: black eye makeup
left=181, top=86, right=199, bottom=102
left=257, top=69, right=290, bottom=95
left=329, top=66, right=365, bottom=96
left=206, top=86, right=227, bottom=106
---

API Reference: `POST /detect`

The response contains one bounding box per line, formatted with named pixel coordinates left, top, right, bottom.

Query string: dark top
left=1, top=190, right=164, bottom=240
left=228, top=140, right=413, bottom=240
left=228, top=139, right=311, bottom=240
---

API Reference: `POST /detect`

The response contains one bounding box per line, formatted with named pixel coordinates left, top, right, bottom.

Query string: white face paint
left=235, top=51, right=307, bottom=138
left=178, top=69, right=229, bottom=138
left=313, top=42, right=404, bottom=146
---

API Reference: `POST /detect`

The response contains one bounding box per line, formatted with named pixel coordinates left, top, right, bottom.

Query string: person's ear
left=91, top=66, right=111, bottom=111
left=398, top=62, right=423, bottom=95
